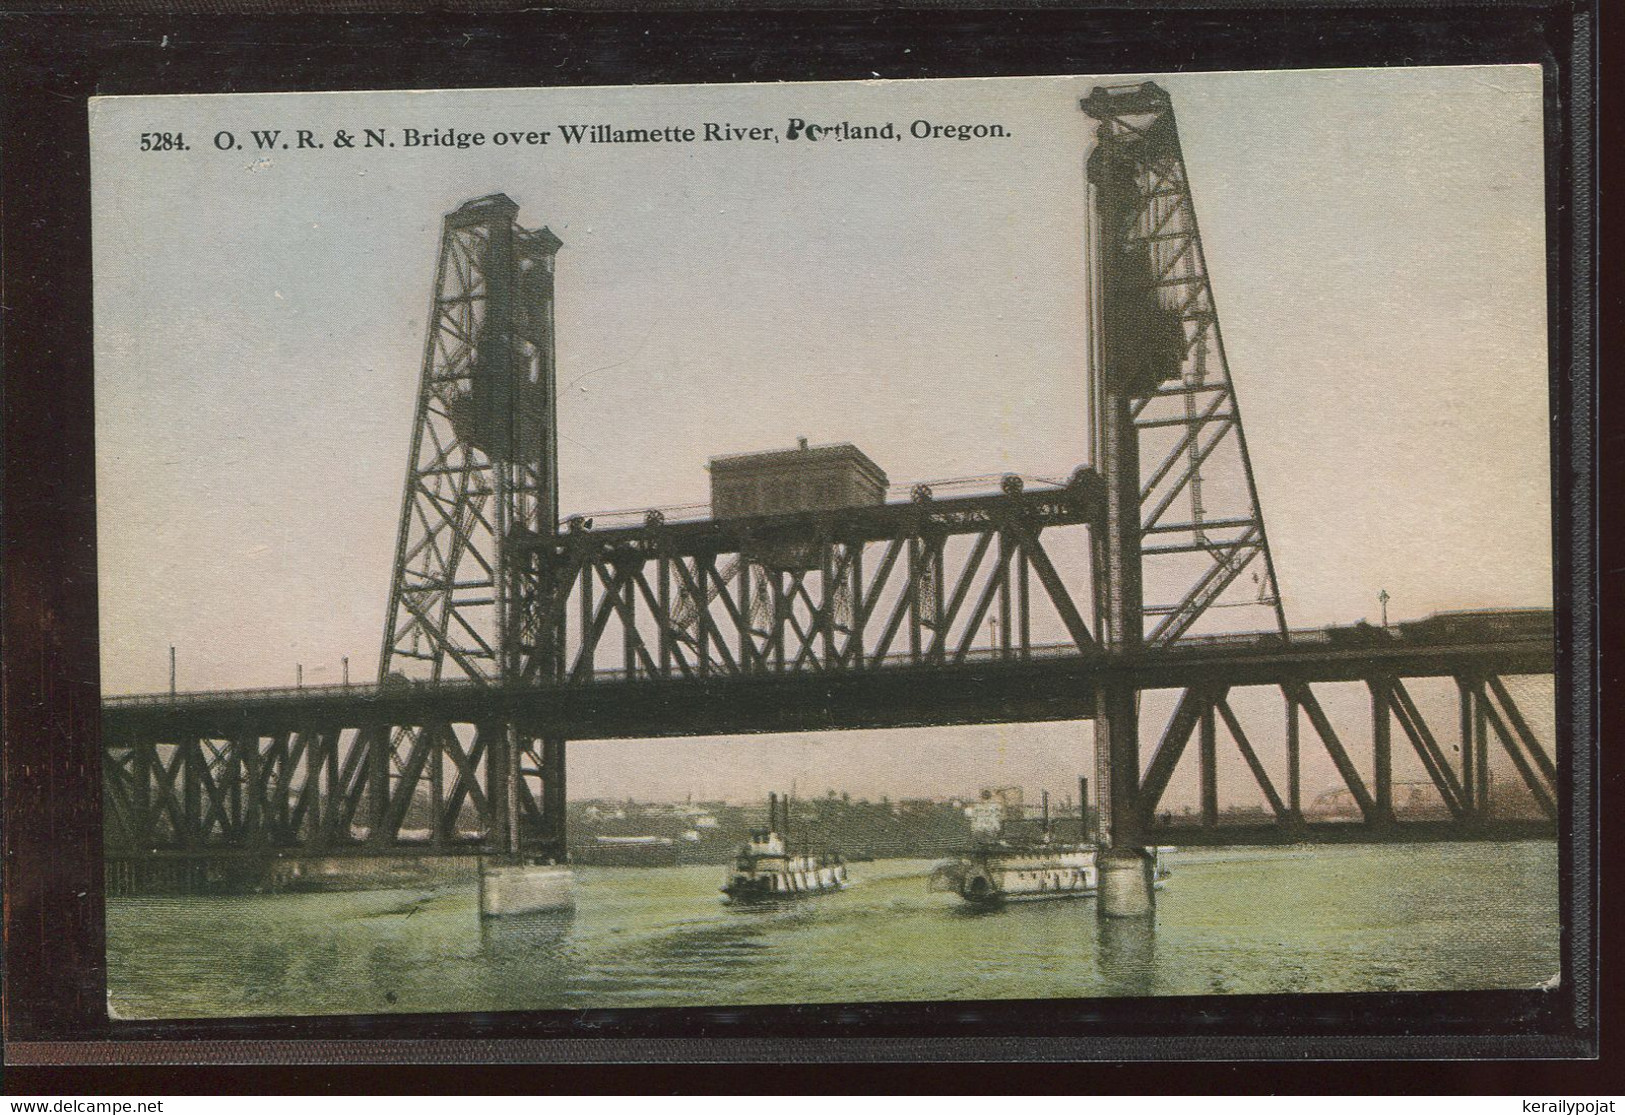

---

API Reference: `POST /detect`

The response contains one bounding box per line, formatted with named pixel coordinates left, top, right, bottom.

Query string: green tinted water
left=105, top=842, right=1559, bottom=1019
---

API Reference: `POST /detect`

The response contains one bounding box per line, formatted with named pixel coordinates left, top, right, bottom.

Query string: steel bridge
left=101, top=82, right=1559, bottom=880
left=101, top=614, right=1557, bottom=857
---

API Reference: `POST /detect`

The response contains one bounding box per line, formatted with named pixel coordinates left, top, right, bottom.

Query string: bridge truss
left=102, top=624, right=1555, bottom=858
left=514, top=480, right=1104, bottom=684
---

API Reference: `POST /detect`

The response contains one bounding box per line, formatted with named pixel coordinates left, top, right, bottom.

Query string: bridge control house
left=709, top=439, right=888, bottom=519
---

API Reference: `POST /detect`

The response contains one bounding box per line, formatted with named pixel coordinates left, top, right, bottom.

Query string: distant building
left=967, top=800, right=1004, bottom=839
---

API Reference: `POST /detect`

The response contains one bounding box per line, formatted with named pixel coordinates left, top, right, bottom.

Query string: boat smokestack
left=769, top=792, right=778, bottom=833
left=1079, top=776, right=1091, bottom=841
left=1042, top=790, right=1051, bottom=835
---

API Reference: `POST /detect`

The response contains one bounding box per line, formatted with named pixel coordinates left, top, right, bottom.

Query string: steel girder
left=101, top=617, right=1554, bottom=854
left=101, top=663, right=1555, bottom=855
left=1135, top=669, right=1557, bottom=840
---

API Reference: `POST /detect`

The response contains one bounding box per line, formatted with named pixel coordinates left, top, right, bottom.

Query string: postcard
left=89, top=67, right=1560, bottom=1021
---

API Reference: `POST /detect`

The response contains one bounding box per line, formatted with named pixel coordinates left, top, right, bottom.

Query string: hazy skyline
left=90, top=67, right=1552, bottom=801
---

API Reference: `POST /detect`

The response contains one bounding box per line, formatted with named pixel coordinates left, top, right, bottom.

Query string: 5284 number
left=140, top=132, right=187, bottom=151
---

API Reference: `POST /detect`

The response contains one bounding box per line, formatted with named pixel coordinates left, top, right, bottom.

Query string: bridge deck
left=102, top=628, right=1553, bottom=742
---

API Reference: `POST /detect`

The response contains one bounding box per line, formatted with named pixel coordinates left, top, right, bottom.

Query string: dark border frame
left=1, top=1, right=1604, bottom=1086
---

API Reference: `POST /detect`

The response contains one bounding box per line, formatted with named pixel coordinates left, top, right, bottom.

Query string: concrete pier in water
left=478, top=859, right=575, bottom=917
left=1097, top=847, right=1156, bottom=918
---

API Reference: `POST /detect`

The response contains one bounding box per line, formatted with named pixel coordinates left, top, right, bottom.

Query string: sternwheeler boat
left=721, top=793, right=847, bottom=903
left=929, top=783, right=1170, bottom=906
left=931, top=841, right=1099, bottom=904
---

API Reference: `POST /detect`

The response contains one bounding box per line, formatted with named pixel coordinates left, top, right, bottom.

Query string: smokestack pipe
left=769, top=792, right=778, bottom=833
left=1079, top=776, right=1091, bottom=841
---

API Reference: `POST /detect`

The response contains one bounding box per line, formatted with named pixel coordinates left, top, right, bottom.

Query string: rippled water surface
left=106, top=842, right=1559, bottom=1018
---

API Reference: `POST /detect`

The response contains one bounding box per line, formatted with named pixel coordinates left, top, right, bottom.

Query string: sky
left=89, top=66, right=1552, bottom=803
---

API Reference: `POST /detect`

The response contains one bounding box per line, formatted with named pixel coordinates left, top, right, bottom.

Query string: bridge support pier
left=1094, top=682, right=1155, bottom=918
left=1097, top=846, right=1156, bottom=918
left=479, top=858, right=573, bottom=917
left=477, top=726, right=574, bottom=917
left=1096, top=909, right=1156, bottom=994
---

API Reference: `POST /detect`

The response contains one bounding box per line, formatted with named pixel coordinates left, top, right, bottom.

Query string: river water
left=105, top=842, right=1558, bottom=1019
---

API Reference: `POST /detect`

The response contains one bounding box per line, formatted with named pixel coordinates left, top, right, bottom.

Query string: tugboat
left=929, top=781, right=1170, bottom=906
left=722, top=792, right=847, bottom=903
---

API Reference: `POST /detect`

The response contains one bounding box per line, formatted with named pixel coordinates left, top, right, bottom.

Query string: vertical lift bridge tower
left=378, top=195, right=569, bottom=909
left=1082, top=82, right=1287, bottom=914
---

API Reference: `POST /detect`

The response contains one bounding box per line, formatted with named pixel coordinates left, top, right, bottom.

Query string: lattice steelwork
left=100, top=633, right=1557, bottom=858
left=518, top=480, right=1103, bottom=683
left=379, top=194, right=562, bottom=687
left=1083, top=82, right=1288, bottom=648
left=101, top=722, right=550, bottom=859
left=373, top=194, right=565, bottom=858
left=1135, top=671, right=1557, bottom=840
